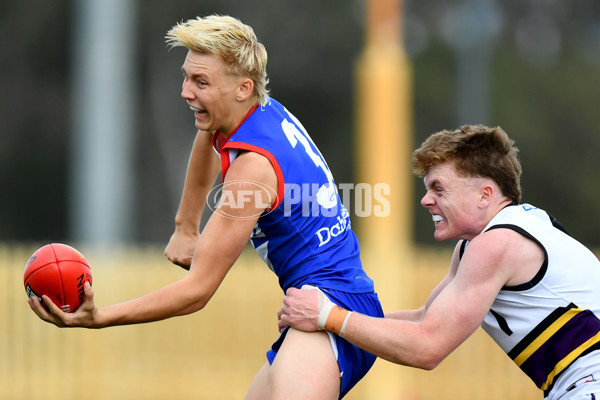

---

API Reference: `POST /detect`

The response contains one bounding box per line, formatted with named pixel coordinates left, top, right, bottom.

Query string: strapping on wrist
left=325, top=306, right=352, bottom=338
left=303, top=285, right=352, bottom=338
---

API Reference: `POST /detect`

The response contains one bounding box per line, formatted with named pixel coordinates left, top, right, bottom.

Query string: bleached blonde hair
left=166, top=15, right=270, bottom=102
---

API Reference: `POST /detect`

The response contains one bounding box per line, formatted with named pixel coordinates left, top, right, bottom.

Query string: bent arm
left=175, top=130, right=221, bottom=230
left=282, top=235, right=515, bottom=369
left=340, top=269, right=493, bottom=369
left=30, top=152, right=277, bottom=329
left=165, top=130, right=221, bottom=268
left=100, top=152, right=277, bottom=326
left=97, top=210, right=256, bottom=326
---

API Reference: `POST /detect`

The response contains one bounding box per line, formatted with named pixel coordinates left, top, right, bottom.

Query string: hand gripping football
left=24, top=243, right=92, bottom=313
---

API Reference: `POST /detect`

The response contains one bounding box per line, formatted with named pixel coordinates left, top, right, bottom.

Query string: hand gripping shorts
left=267, top=288, right=384, bottom=399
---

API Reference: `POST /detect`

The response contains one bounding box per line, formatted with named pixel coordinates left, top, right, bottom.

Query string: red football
left=24, top=243, right=92, bottom=313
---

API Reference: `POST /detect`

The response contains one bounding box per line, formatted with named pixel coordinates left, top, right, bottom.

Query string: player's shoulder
left=453, top=231, right=520, bottom=287
left=226, top=151, right=277, bottom=190
left=469, top=228, right=526, bottom=256
left=463, top=227, right=542, bottom=280
left=228, top=151, right=273, bottom=175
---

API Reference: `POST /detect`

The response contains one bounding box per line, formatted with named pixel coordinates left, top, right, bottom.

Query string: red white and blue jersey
left=212, top=98, right=375, bottom=293
left=471, top=204, right=600, bottom=399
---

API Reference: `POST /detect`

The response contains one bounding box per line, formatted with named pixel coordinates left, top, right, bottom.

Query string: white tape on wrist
left=301, top=285, right=351, bottom=337
left=317, top=298, right=335, bottom=330
left=339, top=311, right=352, bottom=338
left=301, top=285, right=334, bottom=330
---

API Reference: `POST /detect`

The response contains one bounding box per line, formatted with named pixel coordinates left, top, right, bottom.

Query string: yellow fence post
left=353, top=0, right=415, bottom=397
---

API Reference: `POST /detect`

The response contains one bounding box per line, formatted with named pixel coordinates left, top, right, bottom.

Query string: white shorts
left=547, top=352, right=600, bottom=400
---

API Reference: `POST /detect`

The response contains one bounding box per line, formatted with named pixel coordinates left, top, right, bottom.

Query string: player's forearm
left=173, top=198, right=205, bottom=234
left=309, top=290, right=443, bottom=369
left=384, top=307, right=425, bottom=321
left=174, top=131, right=220, bottom=231
left=340, top=313, right=445, bottom=370
left=94, top=278, right=208, bottom=328
left=174, top=173, right=213, bottom=229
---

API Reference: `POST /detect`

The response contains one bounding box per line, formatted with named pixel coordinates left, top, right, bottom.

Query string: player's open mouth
left=432, top=214, right=445, bottom=224
left=189, top=105, right=208, bottom=118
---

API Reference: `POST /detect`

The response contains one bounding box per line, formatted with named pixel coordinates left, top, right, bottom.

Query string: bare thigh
left=244, top=328, right=340, bottom=400
left=245, top=362, right=270, bottom=400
